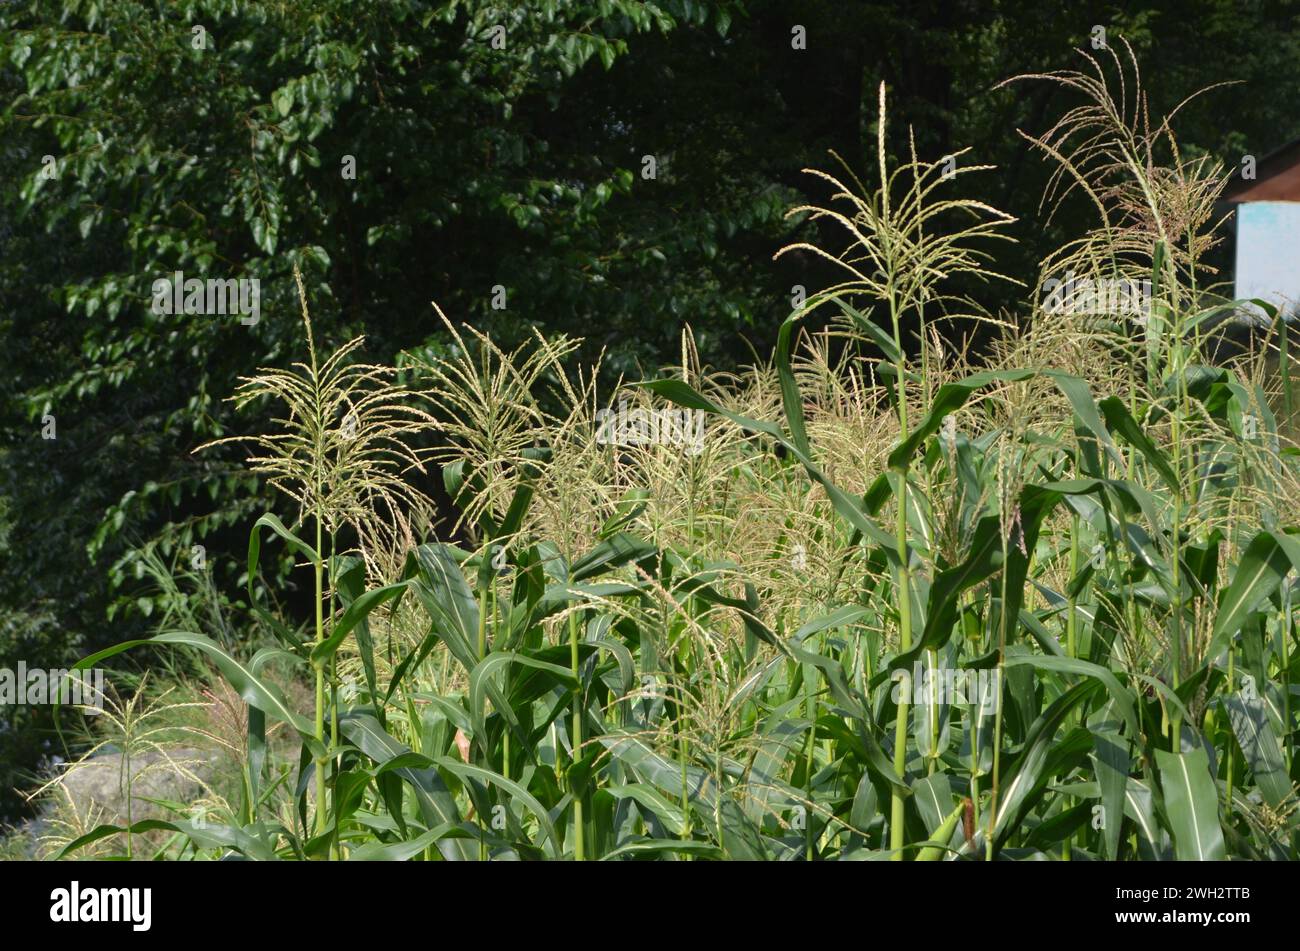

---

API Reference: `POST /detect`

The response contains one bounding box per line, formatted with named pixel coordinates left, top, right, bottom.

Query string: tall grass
left=48, top=51, right=1300, bottom=861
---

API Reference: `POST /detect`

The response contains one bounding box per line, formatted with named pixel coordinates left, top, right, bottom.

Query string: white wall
left=1235, top=201, right=1300, bottom=320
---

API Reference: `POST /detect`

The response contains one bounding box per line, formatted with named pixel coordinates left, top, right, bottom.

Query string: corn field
left=51, top=48, right=1300, bottom=862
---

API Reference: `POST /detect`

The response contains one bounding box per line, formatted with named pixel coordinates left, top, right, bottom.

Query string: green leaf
left=56, top=819, right=279, bottom=861
left=466, top=649, right=576, bottom=754
left=434, top=758, right=562, bottom=859
left=1224, top=695, right=1290, bottom=808
left=915, top=800, right=964, bottom=861
left=888, top=369, right=1035, bottom=470
left=339, top=713, right=474, bottom=862
left=310, top=580, right=410, bottom=665
left=334, top=558, right=382, bottom=719
left=1043, top=370, right=1125, bottom=472
left=66, top=630, right=316, bottom=744
left=272, top=86, right=293, bottom=117
left=992, top=681, right=1100, bottom=847
left=249, top=513, right=319, bottom=602
left=1208, top=530, right=1300, bottom=663
left=600, top=839, right=723, bottom=860
left=346, top=823, right=465, bottom=861
left=776, top=312, right=811, bottom=458
left=1003, top=651, right=1139, bottom=738
left=1090, top=732, right=1130, bottom=860
left=1123, top=778, right=1162, bottom=851
left=605, top=784, right=688, bottom=837
left=911, top=771, right=954, bottom=837
left=1098, top=396, right=1179, bottom=492
left=830, top=298, right=902, bottom=364
left=408, top=543, right=480, bottom=671
left=1155, top=747, right=1226, bottom=861
left=570, top=531, right=656, bottom=582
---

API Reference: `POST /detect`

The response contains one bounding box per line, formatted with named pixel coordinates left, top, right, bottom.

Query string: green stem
left=1284, top=581, right=1294, bottom=776
left=313, top=514, right=327, bottom=844
left=494, top=584, right=509, bottom=781
left=986, top=545, right=1010, bottom=861
left=804, top=660, right=817, bottom=861
left=1064, top=512, right=1080, bottom=860
left=124, top=743, right=133, bottom=860
left=327, top=533, right=339, bottom=860
left=568, top=592, right=585, bottom=861
left=887, top=278, right=913, bottom=860
left=1170, top=400, right=1186, bottom=750
left=890, top=469, right=913, bottom=860
left=927, top=648, right=939, bottom=775
left=1226, top=640, right=1235, bottom=816
left=715, top=747, right=724, bottom=853
left=478, top=574, right=488, bottom=662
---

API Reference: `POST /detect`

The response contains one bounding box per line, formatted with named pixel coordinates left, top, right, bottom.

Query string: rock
left=1, top=747, right=222, bottom=858
left=56, top=746, right=220, bottom=826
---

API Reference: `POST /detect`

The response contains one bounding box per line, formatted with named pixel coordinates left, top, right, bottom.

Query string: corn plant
left=51, top=54, right=1300, bottom=861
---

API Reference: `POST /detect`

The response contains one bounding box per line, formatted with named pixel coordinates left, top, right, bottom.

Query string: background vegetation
left=3, top=0, right=1300, bottom=838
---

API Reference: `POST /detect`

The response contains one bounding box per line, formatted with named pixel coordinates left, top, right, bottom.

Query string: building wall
left=1235, top=201, right=1300, bottom=319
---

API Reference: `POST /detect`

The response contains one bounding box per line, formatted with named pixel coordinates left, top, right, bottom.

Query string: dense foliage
left=16, top=52, right=1300, bottom=861
left=3, top=0, right=1300, bottom=832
